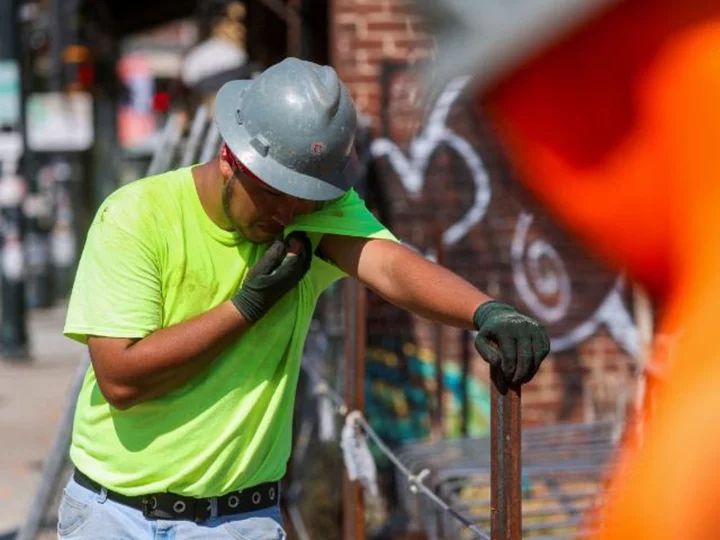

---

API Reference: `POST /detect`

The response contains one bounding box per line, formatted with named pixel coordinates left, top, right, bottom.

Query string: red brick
left=351, top=38, right=384, bottom=52
left=366, top=20, right=411, bottom=33
left=336, top=2, right=388, bottom=15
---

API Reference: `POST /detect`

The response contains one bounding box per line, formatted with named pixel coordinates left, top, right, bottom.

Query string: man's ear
left=218, top=154, right=234, bottom=180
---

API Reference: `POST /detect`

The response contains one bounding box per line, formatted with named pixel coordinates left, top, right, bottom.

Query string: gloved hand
left=232, top=231, right=312, bottom=322
left=473, top=301, right=550, bottom=390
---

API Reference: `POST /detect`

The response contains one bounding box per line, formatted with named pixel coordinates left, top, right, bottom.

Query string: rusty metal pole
left=460, top=329, right=471, bottom=436
left=343, top=279, right=366, bottom=540
left=431, top=223, right=445, bottom=440
left=490, top=371, right=522, bottom=540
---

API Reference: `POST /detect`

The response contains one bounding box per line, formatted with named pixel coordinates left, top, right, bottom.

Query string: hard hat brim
left=215, top=80, right=355, bottom=201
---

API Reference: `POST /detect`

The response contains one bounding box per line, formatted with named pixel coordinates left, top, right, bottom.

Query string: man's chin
left=247, top=228, right=283, bottom=244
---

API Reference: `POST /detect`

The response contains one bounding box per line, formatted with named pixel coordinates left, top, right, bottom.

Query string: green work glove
left=473, top=301, right=550, bottom=389
left=232, top=231, right=312, bottom=323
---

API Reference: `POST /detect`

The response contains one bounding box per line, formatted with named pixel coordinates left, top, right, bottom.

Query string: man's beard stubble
left=222, top=178, right=281, bottom=244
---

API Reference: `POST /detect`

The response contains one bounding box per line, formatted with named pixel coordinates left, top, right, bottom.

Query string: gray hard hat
left=415, top=0, right=617, bottom=91
left=215, top=57, right=358, bottom=201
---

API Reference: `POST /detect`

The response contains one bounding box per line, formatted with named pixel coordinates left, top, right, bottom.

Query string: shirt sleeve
left=285, top=189, right=400, bottom=294
left=64, top=197, right=163, bottom=344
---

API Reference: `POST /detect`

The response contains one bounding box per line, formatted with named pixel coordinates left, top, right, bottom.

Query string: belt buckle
left=194, top=498, right=212, bottom=523
left=141, top=495, right=159, bottom=519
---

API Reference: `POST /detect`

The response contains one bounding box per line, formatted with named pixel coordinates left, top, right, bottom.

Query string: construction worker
left=417, top=0, right=720, bottom=538
left=59, top=58, right=550, bottom=539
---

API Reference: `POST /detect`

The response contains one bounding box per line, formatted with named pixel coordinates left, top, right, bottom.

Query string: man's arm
left=319, top=235, right=490, bottom=328
left=319, top=235, right=550, bottom=385
left=89, top=301, right=249, bottom=410
left=88, top=233, right=312, bottom=410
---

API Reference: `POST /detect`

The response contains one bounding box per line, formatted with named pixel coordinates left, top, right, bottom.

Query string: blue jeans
left=57, top=477, right=287, bottom=539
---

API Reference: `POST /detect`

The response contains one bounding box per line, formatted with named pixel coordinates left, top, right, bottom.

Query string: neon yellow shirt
left=64, top=166, right=396, bottom=497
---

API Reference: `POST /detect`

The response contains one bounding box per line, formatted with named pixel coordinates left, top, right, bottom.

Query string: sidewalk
left=0, top=304, right=84, bottom=537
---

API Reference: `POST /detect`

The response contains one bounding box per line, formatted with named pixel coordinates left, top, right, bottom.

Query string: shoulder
left=95, top=168, right=188, bottom=234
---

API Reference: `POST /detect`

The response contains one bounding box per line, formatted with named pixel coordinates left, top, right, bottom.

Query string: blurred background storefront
left=0, top=0, right=332, bottom=333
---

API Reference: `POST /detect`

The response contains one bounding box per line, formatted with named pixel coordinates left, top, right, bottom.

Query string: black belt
left=73, top=469, right=280, bottom=523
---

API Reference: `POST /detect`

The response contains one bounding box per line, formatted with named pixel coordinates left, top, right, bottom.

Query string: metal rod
left=461, top=329, right=471, bottom=436
left=431, top=222, right=445, bottom=440
left=490, top=369, right=522, bottom=540
left=342, top=279, right=366, bottom=540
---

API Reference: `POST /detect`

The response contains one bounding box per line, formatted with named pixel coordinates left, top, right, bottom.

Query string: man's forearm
left=89, top=301, right=250, bottom=408
left=377, top=243, right=551, bottom=385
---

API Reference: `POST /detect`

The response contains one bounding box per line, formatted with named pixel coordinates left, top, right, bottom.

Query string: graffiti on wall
left=353, top=62, right=640, bottom=443
left=371, top=70, right=639, bottom=357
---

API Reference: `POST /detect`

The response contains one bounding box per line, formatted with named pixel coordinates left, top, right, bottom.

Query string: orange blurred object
left=480, top=0, right=720, bottom=538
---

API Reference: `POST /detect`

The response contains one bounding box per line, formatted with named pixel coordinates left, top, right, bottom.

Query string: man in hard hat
left=58, top=58, right=550, bottom=538
left=415, top=0, right=720, bottom=538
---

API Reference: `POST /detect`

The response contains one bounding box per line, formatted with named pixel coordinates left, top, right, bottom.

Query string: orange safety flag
left=480, top=1, right=720, bottom=538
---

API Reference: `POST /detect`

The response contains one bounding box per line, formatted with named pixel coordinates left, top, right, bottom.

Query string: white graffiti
left=371, top=76, right=492, bottom=245
left=371, top=75, right=639, bottom=357
left=552, top=277, right=639, bottom=356
left=512, top=212, right=572, bottom=324
left=513, top=213, right=639, bottom=355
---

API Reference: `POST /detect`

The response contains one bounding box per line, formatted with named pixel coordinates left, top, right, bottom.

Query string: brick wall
left=330, top=0, right=639, bottom=429
left=332, top=0, right=432, bottom=131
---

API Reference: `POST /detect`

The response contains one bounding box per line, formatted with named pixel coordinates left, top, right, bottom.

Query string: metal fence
left=396, top=421, right=619, bottom=539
